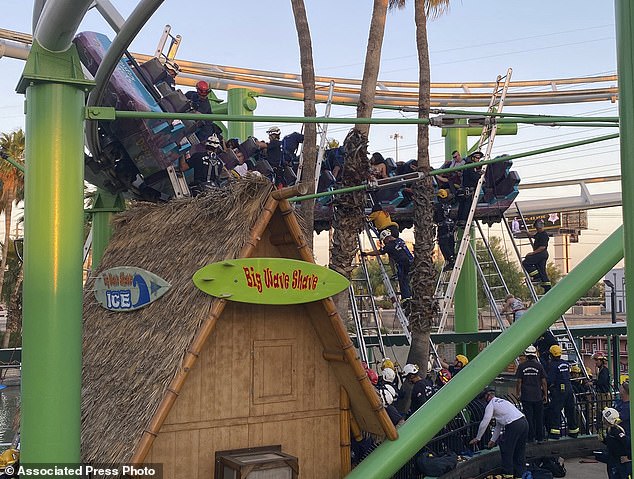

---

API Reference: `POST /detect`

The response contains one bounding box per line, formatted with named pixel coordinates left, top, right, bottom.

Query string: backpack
left=532, top=456, right=566, bottom=477
left=415, top=451, right=457, bottom=476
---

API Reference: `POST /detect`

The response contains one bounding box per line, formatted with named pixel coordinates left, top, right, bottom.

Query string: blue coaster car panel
left=313, top=157, right=520, bottom=232
left=74, top=32, right=195, bottom=199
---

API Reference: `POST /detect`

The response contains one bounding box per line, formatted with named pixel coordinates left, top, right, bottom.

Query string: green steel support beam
left=442, top=124, right=518, bottom=137
left=444, top=122, right=478, bottom=356
left=211, top=101, right=229, bottom=139
left=90, top=189, right=125, bottom=271
left=0, top=154, right=25, bottom=173
left=87, top=107, right=620, bottom=127
left=615, top=0, right=634, bottom=461
left=346, top=226, right=624, bottom=479
left=289, top=132, right=618, bottom=203
left=227, top=88, right=257, bottom=140
left=19, top=41, right=93, bottom=465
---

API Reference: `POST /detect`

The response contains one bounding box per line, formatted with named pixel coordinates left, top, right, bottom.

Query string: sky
left=0, top=0, right=624, bottom=269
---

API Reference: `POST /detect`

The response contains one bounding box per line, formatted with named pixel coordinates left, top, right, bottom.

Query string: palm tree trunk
left=357, top=0, right=389, bottom=135
left=330, top=0, right=388, bottom=317
left=3, top=265, right=23, bottom=348
left=0, top=196, right=14, bottom=348
left=290, top=0, right=317, bottom=249
left=407, top=0, right=437, bottom=369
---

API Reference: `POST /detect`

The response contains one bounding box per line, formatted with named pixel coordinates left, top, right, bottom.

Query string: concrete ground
left=563, top=457, right=607, bottom=478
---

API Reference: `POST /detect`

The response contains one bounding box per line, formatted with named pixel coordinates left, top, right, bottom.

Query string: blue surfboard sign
left=94, top=267, right=171, bottom=311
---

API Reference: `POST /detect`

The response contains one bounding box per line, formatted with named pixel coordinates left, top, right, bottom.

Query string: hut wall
left=147, top=230, right=342, bottom=478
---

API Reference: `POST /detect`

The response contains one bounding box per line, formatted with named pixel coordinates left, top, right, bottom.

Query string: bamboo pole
left=277, top=199, right=398, bottom=441
left=131, top=194, right=280, bottom=464
left=350, top=416, right=363, bottom=442
left=340, top=387, right=352, bottom=478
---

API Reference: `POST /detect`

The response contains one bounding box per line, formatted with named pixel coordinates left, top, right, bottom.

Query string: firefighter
left=546, top=344, right=579, bottom=439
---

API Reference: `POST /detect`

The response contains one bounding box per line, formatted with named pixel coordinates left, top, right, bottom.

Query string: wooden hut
left=81, top=178, right=397, bottom=479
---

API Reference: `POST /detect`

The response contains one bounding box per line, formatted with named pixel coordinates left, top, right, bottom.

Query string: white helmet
left=380, top=230, right=392, bottom=242
left=206, top=134, right=221, bottom=148
left=524, top=345, right=537, bottom=356
left=603, top=407, right=620, bottom=425
left=382, top=367, right=396, bottom=383
left=377, top=386, right=395, bottom=406
left=266, top=126, right=281, bottom=136
left=402, top=363, right=419, bottom=376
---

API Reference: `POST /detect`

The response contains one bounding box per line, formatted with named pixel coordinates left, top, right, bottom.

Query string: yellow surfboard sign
left=193, top=258, right=349, bottom=304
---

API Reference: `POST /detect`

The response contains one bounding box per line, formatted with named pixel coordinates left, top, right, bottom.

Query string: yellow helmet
left=570, top=364, right=581, bottom=374
left=381, top=358, right=395, bottom=371
left=549, top=344, right=562, bottom=357
left=327, top=138, right=339, bottom=149
left=455, top=354, right=469, bottom=367
left=437, top=189, right=449, bottom=199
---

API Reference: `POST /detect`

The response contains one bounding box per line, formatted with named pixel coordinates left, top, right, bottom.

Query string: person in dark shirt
left=615, top=380, right=630, bottom=439
left=440, top=354, right=468, bottom=377
left=601, top=407, right=632, bottom=479
left=515, top=345, right=548, bottom=442
left=545, top=344, right=579, bottom=438
left=402, top=363, right=434, bottom=416
left=534, top=330, right=558, bottom=368
left=456, top=151, right=484, bottom=226
left=262, top=126, right=284, bottom=167
left=522, top=219, right=551, bottom=292
left=281, top=131, right=304, bottom=168
left=593, top=351, right=613, bottom=420
left=433, top=202, right=455, bottom=269
left=179, top=134, right=223, bottom=194
left=185, top=80, right=212, bottom=114
left=186, top=80, right=222, bottom=143
left=361, top=230, right=414, bottom=300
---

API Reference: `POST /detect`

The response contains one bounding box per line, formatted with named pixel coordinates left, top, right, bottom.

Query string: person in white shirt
left=469, top=388, right=528, bottom=479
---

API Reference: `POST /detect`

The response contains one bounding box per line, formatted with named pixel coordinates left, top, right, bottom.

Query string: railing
left=353, top=388, right=612, bottom=478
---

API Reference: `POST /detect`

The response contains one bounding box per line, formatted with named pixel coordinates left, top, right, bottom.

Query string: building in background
left=605, top=268, right=626, bottom=313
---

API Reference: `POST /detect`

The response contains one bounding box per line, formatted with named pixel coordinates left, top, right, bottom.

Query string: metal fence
left=354, top=388, right=612, bottom=478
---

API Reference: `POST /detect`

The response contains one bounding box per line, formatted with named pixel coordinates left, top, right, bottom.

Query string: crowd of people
left=361, top=342, right=630, bottom=478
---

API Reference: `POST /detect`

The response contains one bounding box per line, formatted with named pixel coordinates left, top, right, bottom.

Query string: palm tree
left=290, top=0, right=318, bottom=247
left=387, top=0, right=450, bottom=369
left=0, top=129, right=25, bottom=348
left=330, top=0, right=389, bottom=316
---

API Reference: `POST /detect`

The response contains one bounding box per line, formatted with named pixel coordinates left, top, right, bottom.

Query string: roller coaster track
left=0, top=27, right=618, bottom=108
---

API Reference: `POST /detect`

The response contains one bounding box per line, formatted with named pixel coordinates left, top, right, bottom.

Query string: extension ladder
left=436, top=69, right=513, bottom=333
left=154, top=25, right=182, bottom=66
left=508, top=205, right=590, bottom=380
left=349, top=220, right=444, bottom=369
left=296, top=80, right=336, bottom=192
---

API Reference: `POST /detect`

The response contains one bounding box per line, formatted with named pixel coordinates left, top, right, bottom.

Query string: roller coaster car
left=74, top=31, right=201, bottom=201
left=313, top=155, right=520, bottom=233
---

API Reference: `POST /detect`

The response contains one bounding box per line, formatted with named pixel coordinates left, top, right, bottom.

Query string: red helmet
left=196, top=80, right=209, bottom=96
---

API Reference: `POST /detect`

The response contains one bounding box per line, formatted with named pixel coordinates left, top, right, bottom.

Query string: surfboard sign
left=94, top=267, right=171, bottom=311
left=193, top=258, right=350, bottom=305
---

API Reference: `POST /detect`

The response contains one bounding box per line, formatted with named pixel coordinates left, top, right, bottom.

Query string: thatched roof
left=81, top=176, right=396, bottom=466
left=81, top=177, right=275, bottom=464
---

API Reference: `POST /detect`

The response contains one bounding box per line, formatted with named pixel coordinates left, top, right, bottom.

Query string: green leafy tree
left=352, top=258, right=388, bottom=298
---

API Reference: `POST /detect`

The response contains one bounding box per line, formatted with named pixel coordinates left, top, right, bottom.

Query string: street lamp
left=604, top=279, right=620, bottom=391
left=390, top=132, right=403, bottom=162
